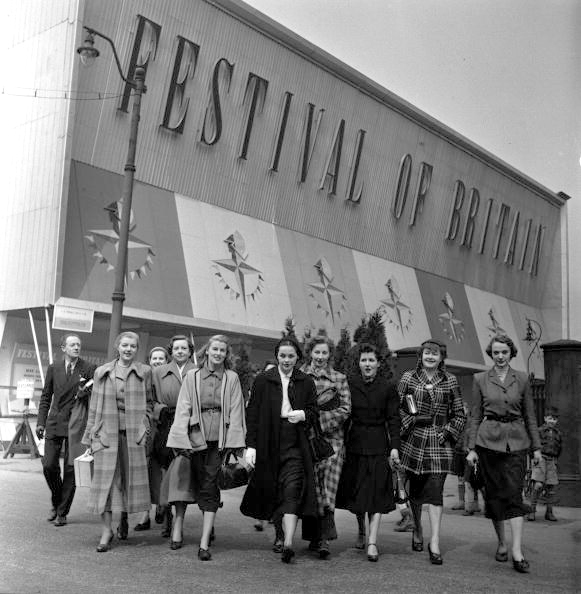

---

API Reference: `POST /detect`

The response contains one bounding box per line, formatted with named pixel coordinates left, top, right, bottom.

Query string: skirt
left=104, top=432, right=130, bottom=513
left=407, top=472, right=447, bottom=506
left=336, top=452, right=395, bottom=515
left=476, top=446, right=529, bottom=521
left=274, top=420, right=304, bottom=518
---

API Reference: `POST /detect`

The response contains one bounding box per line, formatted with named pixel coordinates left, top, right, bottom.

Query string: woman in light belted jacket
left=165, top=335, right=246, bottom=561
left=467, top=334, right=541, bottom=574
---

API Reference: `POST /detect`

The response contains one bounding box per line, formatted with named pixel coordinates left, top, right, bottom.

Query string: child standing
left=528, top=406, right=562, bottom=521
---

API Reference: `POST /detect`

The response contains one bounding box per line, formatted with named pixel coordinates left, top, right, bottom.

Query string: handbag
left=467, top=461, right=484, bottom=491
left=307, top=421, right=334, bottom=463
left=217, top=451, right=250, bottom=490
left=73, top=449, right=94, bottom=488
left=393, top=467, right=408, bottom=504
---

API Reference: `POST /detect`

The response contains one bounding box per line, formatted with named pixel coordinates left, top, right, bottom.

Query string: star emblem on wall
left=212, top=231, right=264, bottom=309
left=380, top=276, right=413, bottom=336
left=486, top=307, right=506, bottom=336
left=438, top=292, right=465, bottom=342
left=307, top=257, right=347, bottom=324
left=85, top=199, right=155, bottom=280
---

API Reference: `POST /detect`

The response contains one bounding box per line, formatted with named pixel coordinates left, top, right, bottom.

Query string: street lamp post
left=523, top=317, right=542, bottom=380
left=77, top=28, right=146, bottom=358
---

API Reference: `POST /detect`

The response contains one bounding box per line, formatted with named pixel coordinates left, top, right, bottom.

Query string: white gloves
left=245, top=447, right=256, bottom=467
left=287, top=409, right=305, bottom=424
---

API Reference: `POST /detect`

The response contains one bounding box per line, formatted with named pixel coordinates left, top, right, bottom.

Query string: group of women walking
left=81, top=329, right=541, bottom=573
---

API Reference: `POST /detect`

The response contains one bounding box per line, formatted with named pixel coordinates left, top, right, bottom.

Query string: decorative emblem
left=85, top=199, right=155, bottom=279
left=438, top=292, right=465, bottom=342
left=380, top=276, right=413, bottom=336
left=307, top=257, right=347, bottom=324
left=212, top=231, right=264, bottom=308
left=486, top=307, right=506, bottom=336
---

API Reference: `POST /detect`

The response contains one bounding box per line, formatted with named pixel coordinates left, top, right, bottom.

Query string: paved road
left=0, top=456, right=579, bottom=594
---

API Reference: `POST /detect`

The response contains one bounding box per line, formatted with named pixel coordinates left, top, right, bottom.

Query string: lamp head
left=77, top=30, right=100, bottom=67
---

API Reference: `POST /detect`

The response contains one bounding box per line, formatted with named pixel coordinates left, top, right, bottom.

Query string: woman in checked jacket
left=300, top=334, right=351, bottom=559
left=398, top=339, right=466, bottom=566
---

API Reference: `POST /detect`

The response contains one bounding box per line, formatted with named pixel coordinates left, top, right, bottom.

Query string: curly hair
left=485, top=334, right=518, bottom=359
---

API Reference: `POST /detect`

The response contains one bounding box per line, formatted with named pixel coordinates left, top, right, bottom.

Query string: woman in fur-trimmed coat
left=82, top=332, right=153, bottom=552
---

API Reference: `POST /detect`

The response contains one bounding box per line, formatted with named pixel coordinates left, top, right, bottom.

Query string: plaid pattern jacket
left=398, top=367, right=466, bottom=475
left=301, top=363, right=351, bottom=513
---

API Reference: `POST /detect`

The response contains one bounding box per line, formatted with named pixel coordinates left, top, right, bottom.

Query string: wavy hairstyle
left=196, top=334, right=233, bottom=369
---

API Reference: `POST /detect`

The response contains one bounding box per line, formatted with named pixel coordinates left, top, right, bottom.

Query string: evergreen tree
left=282, top=316, right=297, bottom=340
left=233, top=341, right=254, bottom=403
left=334, top=326, right=352, bottom=374
left=350, top=308, right=393, bottom=378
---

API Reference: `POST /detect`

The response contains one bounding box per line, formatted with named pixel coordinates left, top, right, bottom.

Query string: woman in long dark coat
left=336, top=343, right=400, bottom=563
left=398, top=339, right=466, bottom=566
left=241, top=336, right=319, bottom=563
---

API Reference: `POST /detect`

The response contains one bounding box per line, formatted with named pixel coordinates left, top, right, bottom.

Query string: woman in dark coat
left=336, top=343, right=401, bottom=563
left=241, top=336, right=318, bottom=564
left=398, top=339, right=466, bottom=566
left=466, top=334, right=541, bottom=574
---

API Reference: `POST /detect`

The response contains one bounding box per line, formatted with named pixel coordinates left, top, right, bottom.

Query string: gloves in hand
left=413, top=415, right=433, bottom=428
left=287, top=410, right=306, bottom=424
left=245, top=447, right=256, bottom=466
left=35, top=426, right=45, bottom=440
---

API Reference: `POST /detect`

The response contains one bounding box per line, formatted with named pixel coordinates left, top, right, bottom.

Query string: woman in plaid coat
left=300, top=334, right=351, bottom=559
left=82, top=332, right=153, bottom=552
left=398, top=339, right=466, bottom=565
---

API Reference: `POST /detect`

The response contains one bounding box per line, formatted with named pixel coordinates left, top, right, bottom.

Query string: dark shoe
left=155, top=505, right=166, bottom=524
left=96, top=530, right=114, bottom=553
left=281, top=547, right=295, bottom=563
left=117, top=514, right=128, bottom=540
left=161, top=512, right=173, bottom=538
left=319, top=540, right=330, bottom=559
left=355, top=533, right=366, bottom=550
left=54, top=515, right=67, bottom=527
left=495, top=547, right=508, bottom=562
left=545, top=510, right=557, bottom=522
left=254, top=521, right=264, bottom=531
left=272, top=539, right=284, bottom=554
left=428, top=544, right=443, bottom=565
left=198, top=547, right=212, bottom=561
left=512, top=558, right=530, bottom=573
left=367, top=543, right=378, bottom=562
left=170, top=540, right=183, bottom=550
left=412, top=532, right=424, bottom=552
left=47, top=508, right=57, bottom=522
left=134, top=518, right=151, bottom=531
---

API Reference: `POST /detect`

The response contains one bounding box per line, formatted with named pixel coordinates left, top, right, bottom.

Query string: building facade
left=1, top=0, right=569, bottom=416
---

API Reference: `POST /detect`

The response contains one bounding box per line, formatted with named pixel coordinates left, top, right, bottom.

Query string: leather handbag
left=307, top=421, right=334, bottom=463
left=73, top=449, right=94, bottom=488
left=217, top=451, right=250, bottom=490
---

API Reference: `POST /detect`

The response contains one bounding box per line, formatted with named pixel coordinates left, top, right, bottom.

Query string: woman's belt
left=484, top=413, right=520, bottom=423
left=201, top=406, right=221, bottom=413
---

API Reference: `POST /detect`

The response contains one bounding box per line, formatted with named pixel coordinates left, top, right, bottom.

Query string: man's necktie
left=66, top=363, right=72, bottom=378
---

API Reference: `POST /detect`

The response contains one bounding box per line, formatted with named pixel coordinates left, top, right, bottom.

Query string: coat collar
left=264, top=366, right=305, bottom=384
left=96, top=359, right=146, bottom=381
left=486, top=366, right=517, bottom=388
left=160, top=360, right=195, bottom=380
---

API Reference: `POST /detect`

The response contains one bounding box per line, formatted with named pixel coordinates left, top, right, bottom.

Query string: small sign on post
left=52, top=305, right=94, bottom=333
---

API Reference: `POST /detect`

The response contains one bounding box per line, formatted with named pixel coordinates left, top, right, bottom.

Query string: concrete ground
left=0, top=455, right=579, bottom=594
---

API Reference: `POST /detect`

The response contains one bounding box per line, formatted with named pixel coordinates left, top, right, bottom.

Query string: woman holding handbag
left=300, top=334, right=351, bottom=559
left=466, top=334, right=542, bottom=573
left=241, top=336, right=319, bottom=563
left=336, top=343, right=400, bottom=562
left=398, top=339, right=466, bottom=566
left=165, top=335, right=246, bottom=561
left=82, top=331, right=153, bottom=553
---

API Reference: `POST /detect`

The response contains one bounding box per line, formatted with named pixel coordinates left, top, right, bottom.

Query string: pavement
left=0, top=455, right=580, bottom=594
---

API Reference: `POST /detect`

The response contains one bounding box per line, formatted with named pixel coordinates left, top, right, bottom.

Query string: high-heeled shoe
left=495, top=547, right=508, bottom=562
left=272, top=539, right=284, bottom=553
left=198, top=547, right=212, bottom=561
left=512, top=558, right=530, bottom=573
left=428, top=544, right=443, bottom=565
left=117, top=514, right=128, bottom=540
left=96, top=530, right=114, bottom=553
left=412, top=531, right=424, bottom=552
left=367, top=543, right=378, bottom=562
left=134, top=518, right=151, bottom=531
left=281, top=547, right=295, bottom=563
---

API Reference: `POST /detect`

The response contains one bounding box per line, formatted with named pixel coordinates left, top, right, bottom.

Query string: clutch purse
left=217, top=451, right=250, bottom=491
left=307, top=421, right=334, bottom=463
left=73, top=449, right=94, bottom=488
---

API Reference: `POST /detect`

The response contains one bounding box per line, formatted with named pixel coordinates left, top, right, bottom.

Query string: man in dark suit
left=36, top=333, right=97, bottom=526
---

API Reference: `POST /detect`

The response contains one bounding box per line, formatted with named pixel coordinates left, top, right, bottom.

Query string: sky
left=243, top=0, right=581, bottom=338
left=243, top=0, right=580, bottom=199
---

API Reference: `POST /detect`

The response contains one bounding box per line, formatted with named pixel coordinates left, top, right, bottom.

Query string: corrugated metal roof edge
left=209, top=0, right=570, bottom=208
